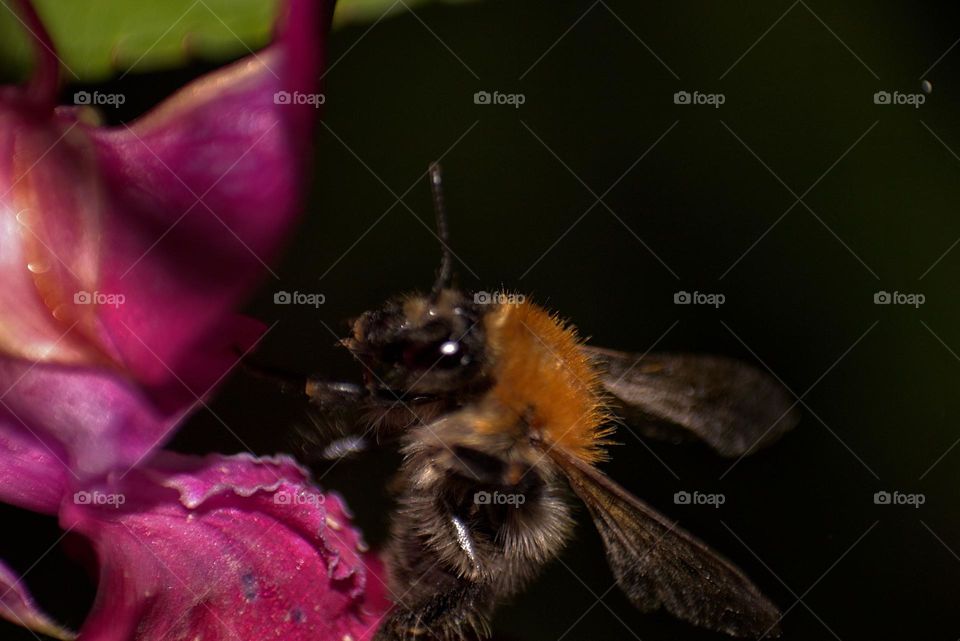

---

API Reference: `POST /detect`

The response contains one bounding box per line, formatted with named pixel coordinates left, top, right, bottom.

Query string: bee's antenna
left=429, top=161, right=454, bottom=299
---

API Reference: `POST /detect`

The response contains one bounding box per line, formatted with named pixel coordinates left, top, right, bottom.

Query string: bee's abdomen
left=379, top=440, right=573, bottom=639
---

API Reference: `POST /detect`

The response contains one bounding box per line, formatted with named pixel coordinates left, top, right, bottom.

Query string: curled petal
left=61, top=453, right=388, bottom=641
left=78, top=0, right=325, bottom=410
left=69, top=0, right=327, bottom=412
left=149, top=451, right=312, bottom=508
left=2, top=0, right=324, bottom=397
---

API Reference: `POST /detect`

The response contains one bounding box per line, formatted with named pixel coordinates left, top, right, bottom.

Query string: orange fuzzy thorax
left=482, top=300, right=612, bottom=463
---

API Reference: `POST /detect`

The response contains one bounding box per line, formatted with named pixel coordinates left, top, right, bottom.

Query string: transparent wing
left=544, top=444, right=782, bottom=637
left=584, top=346, right=799, bottom=456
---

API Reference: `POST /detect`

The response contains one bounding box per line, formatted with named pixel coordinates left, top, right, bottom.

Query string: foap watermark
left=874, top=290, right=924, bottom=308
left=274, top=90, right=325, bottom=107
left=474, top=490, right=525, bottom=508
left=74, top=490, right=126, bottom=508
left=274, top=290, right=326, bottom=308
left=74, top=90, right=125, bottom=107
left=674, top=490, right=725, bottom=508
left=873, top=490, right=925, bottom=508
left=673, top=90, right=725, bottom=108
left=473, top=90, right=525, bottom=108
left=274, top=490, right=325, bottom=506
left=74, top=290, right=125, bottom=308
left=873, top=90, right=925, bottom=108
left=474, top=291, right=525, bottom=305
left=674, top=290, right=725, bottom=308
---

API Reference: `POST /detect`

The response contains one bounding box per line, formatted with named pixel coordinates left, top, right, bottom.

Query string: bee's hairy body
left=352, top=291, right=605, bottom=639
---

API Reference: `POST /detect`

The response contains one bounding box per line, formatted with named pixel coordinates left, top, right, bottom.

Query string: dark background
left=4, top=1, right=960, bottom=640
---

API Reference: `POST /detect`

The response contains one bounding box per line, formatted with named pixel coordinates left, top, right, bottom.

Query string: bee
left=256, top=164, right=799, bottom=640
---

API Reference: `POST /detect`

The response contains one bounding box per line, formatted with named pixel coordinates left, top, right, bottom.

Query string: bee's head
left=345, top=289, right=488, bottom=395
left=344, top=163, right=493, bottom=394
left=343, top=162, right=491, bottom=395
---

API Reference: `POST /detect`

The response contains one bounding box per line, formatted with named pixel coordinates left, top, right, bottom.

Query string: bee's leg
left=307, top=377, right=444, bottom=431
left=305, top=377, right=367, bottom=407
left=240, top=358, right=367, bottom=406
left=240, top=359, right=313, bottom=396
left=292, top=381, right=377, bottom=462
left=374, top=548, right=493, bottom=641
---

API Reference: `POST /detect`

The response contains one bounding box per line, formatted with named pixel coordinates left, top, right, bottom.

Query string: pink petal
left=0, top=559, right=74, bottom=640
left=0, top=360, right=170, bottom=485
left=1, top=0, right=325, bottom=397
left=0, top=410, right=68, bottom=513
left=0, top=0, right=329, bottom=479
left=0, top=106, right=107, bottom=370
left=61, top=453, right=388, bottom=641
left=148, top=451, right=315, bottom=508
left=79, top=0, right=324, bottom=410
left=75, top=0, right=327, bottom=412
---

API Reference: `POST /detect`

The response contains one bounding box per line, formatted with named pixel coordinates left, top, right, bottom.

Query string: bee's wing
left=584, top=346, right=799, bottom=456
left=543, top=444, right=781, bottom=638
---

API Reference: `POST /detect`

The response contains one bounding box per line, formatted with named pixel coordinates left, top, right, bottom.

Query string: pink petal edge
left=63, top=452, right=388, bottom=641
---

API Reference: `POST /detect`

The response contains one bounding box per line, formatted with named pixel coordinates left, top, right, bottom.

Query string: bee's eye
left=401, top=339, right=465, bottom=370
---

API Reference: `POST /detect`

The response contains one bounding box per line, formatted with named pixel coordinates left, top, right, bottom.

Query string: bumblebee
left=259, top=164, right=798, bottom=640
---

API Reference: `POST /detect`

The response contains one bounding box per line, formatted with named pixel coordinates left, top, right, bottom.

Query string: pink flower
left=0, top=0, right=322, bottom=482
left=2, top=453, right=389, bottom=641
left=0, top=1, right=389, bottom=639
left=70, top=453, right=388, bottom=641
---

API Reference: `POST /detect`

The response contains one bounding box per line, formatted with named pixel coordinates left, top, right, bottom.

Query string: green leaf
left=0, top=0, right=281, bottom=84
left=0, top=0, right=479, bottom=85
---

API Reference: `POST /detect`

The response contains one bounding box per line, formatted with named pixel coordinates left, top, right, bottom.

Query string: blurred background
left=2, top=1, right=959, bottom=639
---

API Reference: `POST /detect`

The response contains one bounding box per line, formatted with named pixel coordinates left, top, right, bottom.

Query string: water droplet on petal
left=27, top=261, right=50, bottom=274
